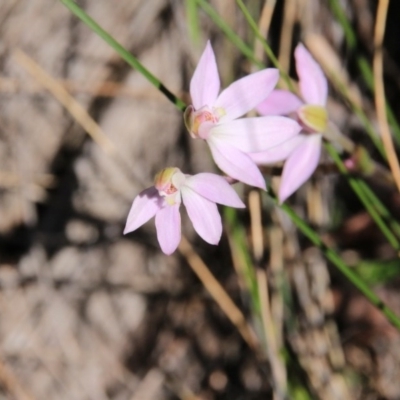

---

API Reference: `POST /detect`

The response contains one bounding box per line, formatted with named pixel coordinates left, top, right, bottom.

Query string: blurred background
left=1, top=0, right=400, bottom=399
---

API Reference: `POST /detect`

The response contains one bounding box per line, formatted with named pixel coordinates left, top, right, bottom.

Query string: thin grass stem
left=60, top=0, right=186, bottom=112
left=235, top=0, right=294, bottom=91
left=326, top=143, right=400, bottom=250
left=194, top=0, right=264, bottom=68
left=61, top=0, right=400, bottom=331
left=276, top=188, right=400, bottom=330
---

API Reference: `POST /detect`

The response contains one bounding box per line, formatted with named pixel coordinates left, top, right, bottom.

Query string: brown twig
left=278, top=0, right=297, bottom=73
left=257, top=269, right=287, bottom=400
left=0, top=357, right=37, bottom=400
left=254, top=0, right=277, bottom=63
left=249, top=190, right=264, bottom=262
left=13, top=48, right=147, bottom=189
left=0, top=171, right=55, bottom=189
left=178, top=236, right=259, bottom=351
left=373, top=0, right=400, bottom=192
left=13, top=49, right=116, bottom=156
left=0, top=76, right=183, bottom=100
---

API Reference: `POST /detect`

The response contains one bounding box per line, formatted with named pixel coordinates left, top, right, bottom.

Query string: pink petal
left=256, top=89, right=303, bottom=116
left=215, top=68, right=279, bottom=121
left=184, top=173, right=245, bottom=208
left=249, top=135, right=306, bottom=164
left=124, top=187, right=163, bottom=234
left=155, top=204, right=181, bottom=255
left=211, top=116, right=301, bottom=153
left=279, top=134, right=322, bottom=203
left=198, top=120, right=214, bottom=140
left=190, top=41, right=220, bottom=110
left=181, top=186, right=222, bottom=245
left=207, top=137, right=266, bottom=190
left=295, top=43, right=328, bottom=106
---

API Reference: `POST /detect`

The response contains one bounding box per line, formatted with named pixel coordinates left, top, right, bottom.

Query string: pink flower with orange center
left=253, top=43, right=328, bottom=202
left=124, top=167, right=245, bottom=255
left=185, top=41, right=301, bottom=190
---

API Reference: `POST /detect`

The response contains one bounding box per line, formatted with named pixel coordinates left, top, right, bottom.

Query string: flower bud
left=154, top=167, right=186, bottom=205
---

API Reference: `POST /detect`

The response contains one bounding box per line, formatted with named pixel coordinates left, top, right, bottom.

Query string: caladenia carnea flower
left=184, top=41, right=301, bottom=190
left=124, top=167, right=245, bottom=255
left=253, top=43, right=328, bottom=202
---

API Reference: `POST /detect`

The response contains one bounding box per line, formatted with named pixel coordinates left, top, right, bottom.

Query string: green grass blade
left=329, top=0, right=357, bottom=50
left=195, top=0, right=264, bottom=68
left=60, top=0, right=186, bottom=112
left=235, top=0, right=294, bottom=91
left=186, top=0, right=201, bottom=45
left=276, top=189, right=400, bottom=330
left=329, top=0, right=400, bottom=147
left=326, top=143, right=400, bottom=250
left=61, top=0, right=400, bottom=331
left=357, top=180, right=400, bottom=239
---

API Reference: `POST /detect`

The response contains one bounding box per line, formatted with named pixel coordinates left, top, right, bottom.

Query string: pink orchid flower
left=184, top=41, right=301, bottom=190
left=124, top=167, right=245, bottom=255
left=253, top=43, right=328, bottom=202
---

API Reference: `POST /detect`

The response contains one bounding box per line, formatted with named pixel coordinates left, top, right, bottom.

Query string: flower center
left=154, top=167, right=186, bottom=205
left=297, top=104, right=328, bottom=133
left=184, top=105, right=225, bottom=139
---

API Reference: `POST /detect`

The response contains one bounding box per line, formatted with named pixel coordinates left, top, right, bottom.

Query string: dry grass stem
left=373, top=0, right=400, bottom=192
left=0, top=357, right=37, bottom=400
left=130, top=369, right=164, bottom=400
left=0, top=76, right=179, bottom=100
left=178, top=236, right=259, bottom=351
left=0, top=171, right=55, bottom=189
left=269, top=227, right=285, bottom=349
left=278, top=0, right=297, bottom=73
left=254, top=0, right=277, bottom=62
left=326, top=121, right=355, bottom=154
left=13, top=49, right=117, bottom=156
left=226, top=231, right=248, bottom=292
left=249, top=190, right=264, bottom=262
left=304, top=34, right=363, bottom=108
left=257, top=269, right=287, bottom=400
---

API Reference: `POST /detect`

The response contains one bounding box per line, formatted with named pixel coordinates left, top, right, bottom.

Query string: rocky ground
left=0, top=1, right=400, bottom=399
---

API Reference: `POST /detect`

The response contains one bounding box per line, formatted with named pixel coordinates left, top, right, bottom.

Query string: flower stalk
left=60, top=0, right=400, bottom=331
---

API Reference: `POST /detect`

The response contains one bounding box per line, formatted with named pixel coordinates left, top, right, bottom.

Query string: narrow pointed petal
left=211, top=116, right=301, bottom=153
left=256, top=89, right=303, bottom=116
left=295, top=43, right=327, bottom=106
left=207, top=137, right=266, bottom=190
left=181, top=186, right=222, bottom=245
left=279, top=134, right=322, bottom=203
left=184, top=173, right=245, bottom=208
left=155, top=204, right=181, bottom=255
left=190, top=41, right=220, bottom=110
left=249, top=135, right=306, bottom=164
left=215, top=68, right=279, bottom=121
left=124, top=187, right=163, bottom=234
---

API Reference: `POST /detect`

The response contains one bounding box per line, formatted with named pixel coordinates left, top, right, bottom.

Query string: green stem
left=60, top=0, right=186, bottom=112
left=61, top=0, right=400, bottom=330
left=357, top=56, right=400, bottom=147
left=326, top=143, right=400, bottom=250
left=234, top=0, right=295, bottom=92
left=334, top=78, right=386, bottom=158
left=233, top=0, right=389, bottom=159
left=357, top=180, right=400, bottom=240
left=278, top=191, right=400, bottom=330
left=195, top=0, right=264, bottom=69
left=224, top=208, right=260, bottom=314
left=329, top=0, right=400, bottom=147
left=209, top=0, right=396, bottom=248
left=186, top=0, right=201, bottom=45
